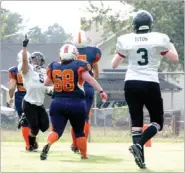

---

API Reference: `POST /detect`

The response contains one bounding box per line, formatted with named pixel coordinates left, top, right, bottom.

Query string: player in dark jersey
left=8, top=66, right=30, bottom=150
left=40, top=44, right=107, bottom=160
left=70, top=30, right=102, bottom=153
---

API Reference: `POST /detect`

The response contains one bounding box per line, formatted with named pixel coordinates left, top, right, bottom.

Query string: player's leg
left=17, top=111, right=30, bottom=150
left=37, top=105, right=49, bottom=132
left=40, top=115, right=68, bottom=160
left=84, top=94, right=94, bottom=138
left=40, top=99, right=68, bottom=160
left=70, top=98, right=93, bottom=153
left=124, top=80, right=146, bottom=169
left=22, top=100, right=39, bottom=151
left=15, top=96, right=30, bottom=150
left=71, top=87, right=93, bottom=153
left=138, top=82, right=164, bottom=148
left=69, top=99, right=87, bottom=159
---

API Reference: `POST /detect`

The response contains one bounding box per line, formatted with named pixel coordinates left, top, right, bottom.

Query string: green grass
left=1, top=128, right=184, bottom=172
left=1, top=142, right=184, bottom=172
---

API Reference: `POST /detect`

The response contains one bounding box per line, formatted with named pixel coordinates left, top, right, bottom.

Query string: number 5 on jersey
left=52, top=69, right=74, bottom=92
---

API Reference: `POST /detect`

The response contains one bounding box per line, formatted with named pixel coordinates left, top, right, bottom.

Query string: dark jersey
left=77, top=46, right=101, bottom=88
left=47, top=60, right=91, bottom=99
left=8, top=66, right=26, bottom=96
left=8, top=66, right=26, bottom=113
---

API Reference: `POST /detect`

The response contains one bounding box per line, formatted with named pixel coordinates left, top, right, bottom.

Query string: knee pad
left=150, top=122, right=162, bottom=131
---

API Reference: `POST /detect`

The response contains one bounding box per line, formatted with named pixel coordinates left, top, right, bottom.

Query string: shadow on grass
left=58, top=154, right=123, bottom=164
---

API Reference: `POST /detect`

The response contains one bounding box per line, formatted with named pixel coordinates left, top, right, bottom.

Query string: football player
left=40, top=44, right=107, bottom=160
left=112, top=10, right=179, bottom=169
left=8, top=66, right=30, bottom=150
left=70, top=30, right=102, bottom=153
left=17, top=35, right=51, bottom=151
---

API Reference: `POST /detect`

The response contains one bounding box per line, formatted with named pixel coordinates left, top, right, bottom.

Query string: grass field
left=1, top=142, right=184, bottom=172
left=1, top=128, right=184, bottom=172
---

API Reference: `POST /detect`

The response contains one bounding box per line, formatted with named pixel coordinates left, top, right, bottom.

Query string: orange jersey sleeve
left=92, top=48, right=102, bottom=64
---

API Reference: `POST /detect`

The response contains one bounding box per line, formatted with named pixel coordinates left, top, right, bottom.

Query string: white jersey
left=18, top=63, right=48, bottom=106
left=116, top=32, right=171, bottom=83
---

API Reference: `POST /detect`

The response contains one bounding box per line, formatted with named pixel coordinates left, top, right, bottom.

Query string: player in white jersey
left=112, top=10, right=179, bottom=169
left=17, top=36, right=52, bottom=151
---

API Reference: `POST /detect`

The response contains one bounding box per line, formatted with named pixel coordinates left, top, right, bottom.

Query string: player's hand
left=23, top=34, right=29, bottom=47
left=100, top=91, right=108, bottom=103
left=8, top=98, right=14, bottom=107
left=46, top=86, right=54, bottom=96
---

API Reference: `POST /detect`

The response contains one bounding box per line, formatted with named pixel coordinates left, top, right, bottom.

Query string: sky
left=2, top=1, right=86, bottom=34
left=1, top=1, right=132, bottom=34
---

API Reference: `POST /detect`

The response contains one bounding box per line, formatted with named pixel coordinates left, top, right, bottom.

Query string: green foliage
left=83, top=1, right=131, bottom=39
left=27, top=26, right=47, bottom=43
left=1, top=8, right=24, bottom=40
left=43, top=23, right=67, bottom=43
left=1, top=8, right=68, bottom=43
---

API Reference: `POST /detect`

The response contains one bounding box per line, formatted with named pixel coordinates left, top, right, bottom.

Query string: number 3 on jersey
left=137, top=48, right=148, bottom=66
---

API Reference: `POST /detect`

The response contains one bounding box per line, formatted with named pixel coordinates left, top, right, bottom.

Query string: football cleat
left=71, top=144, right=80, bottom=154
left=40, top=144, right=50, bottom=160
left=28, top=141, right=39, bottom=152
left=81, top=156, right=88, bottom=160
left=129, top=144, right=146, bottom=169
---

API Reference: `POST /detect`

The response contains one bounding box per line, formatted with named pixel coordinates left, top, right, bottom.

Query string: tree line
left=1, top=8, right=68, bottom=43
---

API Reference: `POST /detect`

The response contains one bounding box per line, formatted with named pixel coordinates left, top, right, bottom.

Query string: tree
left=82, top=1, right=132, bottom=39
left=1, top=8, right=24, bottom=41
left=83, top=1, right=184, bottom=71
left=43, top=23, right=67, bottom=43
left=27, top=26, right=47, bottom=43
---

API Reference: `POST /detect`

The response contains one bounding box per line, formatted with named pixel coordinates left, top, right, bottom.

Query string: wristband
left=99, top=90, right=104, bottom=93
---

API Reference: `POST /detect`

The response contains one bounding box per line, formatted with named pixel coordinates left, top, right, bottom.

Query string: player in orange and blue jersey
left=40, top=44, right=107, bottom=160
left=70, top=30, right=102, bottom=153
left=8, top=66, right=30, bottom=150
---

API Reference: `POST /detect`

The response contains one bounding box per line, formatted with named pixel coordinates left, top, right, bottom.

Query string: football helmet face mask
left=59, top=44, right=79, bottom=61
left=30, top=52, right=45, bottom=67
left=132, top=10, right=153, bottom=33
left=71, top=30, right=89, bottom=48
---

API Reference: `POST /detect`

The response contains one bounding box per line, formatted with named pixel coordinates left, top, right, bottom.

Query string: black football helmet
left=132, top=10, right=153, bottom=33
left=30, top=52, right=45, bottom=67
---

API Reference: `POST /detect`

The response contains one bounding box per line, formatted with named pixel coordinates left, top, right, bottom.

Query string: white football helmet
left=59, top=44, right=79, bottom=61
left=17, top=49, right=31, bottom=64
left=71, top=30, right=89, bottom=48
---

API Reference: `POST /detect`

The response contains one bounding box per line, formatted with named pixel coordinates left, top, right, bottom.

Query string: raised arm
left=21, top=35, right=30, bottom=74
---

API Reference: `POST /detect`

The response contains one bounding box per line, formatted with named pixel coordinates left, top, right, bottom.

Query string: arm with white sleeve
left=112, top=36, right=127, bottom=69
left=17, top=35, right=30, bottom=74
left=161, top=35, right=179, bottom=62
